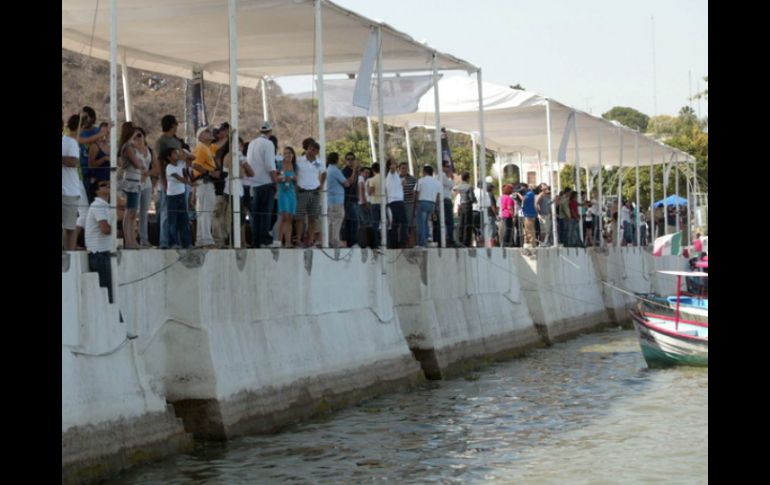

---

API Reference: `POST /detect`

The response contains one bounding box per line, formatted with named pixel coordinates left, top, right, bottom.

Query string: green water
left=108, top=329, right=707, bottom=484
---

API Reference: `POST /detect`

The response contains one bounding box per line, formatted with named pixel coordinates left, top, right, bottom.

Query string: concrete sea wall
left=62, top=247, right=683, bottom=483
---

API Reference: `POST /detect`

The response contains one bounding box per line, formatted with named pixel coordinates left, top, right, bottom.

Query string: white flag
left=352, top=27, right=379, bottom=110
left=557, top=110, right=575, bottom=163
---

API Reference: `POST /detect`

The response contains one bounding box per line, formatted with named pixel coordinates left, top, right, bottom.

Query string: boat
left=631, top=270, right=709, bottom=368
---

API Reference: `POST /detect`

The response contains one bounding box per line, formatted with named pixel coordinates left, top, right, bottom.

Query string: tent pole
left=260, top=77, right=269, bottom=122
left=686, top=159, right=692, bottom=246
left=635, top=132, right=640, bottom=247
left=616, top=128, right=623, bottom=248
left=675, top=153, right=680, bottom=235
left=545, top=99, right=558, bottom=246
left=120, top=48, right=133, bottom=122
left=649, top=142, right=654, bottom=245
left=110, top=0, right=118, bottom=307
left=471, top=133, right=478, bottom=189
left=663, top=154, right=668, bottom=236
left=405, top=126, right=414, bottom=175
left=495, top=153, right=503, bottom=199
left=315, top=0, right=328, bottom=248
left=367, top=116, right=377, bottom=164
left=228, top=0, right=241, bottom=249
left=377, top=26, right=387, bottom=251
left=596, top=126, right=603, bottom=248
left=477, top=68, right=487, bottom=246
left=432, top=53, right=446, bottom=248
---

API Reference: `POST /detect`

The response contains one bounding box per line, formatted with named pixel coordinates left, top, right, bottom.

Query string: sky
left=276, top=0, right=708, bottom=119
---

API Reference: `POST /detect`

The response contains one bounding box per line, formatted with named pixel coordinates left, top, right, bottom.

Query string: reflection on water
left=108, top=329, right=707, bottom=484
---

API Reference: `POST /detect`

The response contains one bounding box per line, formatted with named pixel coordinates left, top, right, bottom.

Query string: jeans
left=388, top=200, right=408, bottom=248
left=459, top=203, right=473, bottom=247
left=157, top=189, right=170, bottom=248
left=329, top=203, right=345, bottom=248
left=88, top=251, right=113, bottom=303
left=167, top=193, right=192, bottom=248
left=433, top=198, right=455, bottom=247
left=370, top=203, right=382, bottom=248
left=416, top=200, right=435, bottom=247
left=251, top=184, right=276, bottom=247
left=138, top=186, right=153, bottom=245
left=343, top=198, right=359, bottom=246
left=502, top=217, right=514, bottom=247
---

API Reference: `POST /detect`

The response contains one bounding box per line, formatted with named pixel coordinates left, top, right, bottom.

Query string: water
left=108, top=329, right=707, bottom=484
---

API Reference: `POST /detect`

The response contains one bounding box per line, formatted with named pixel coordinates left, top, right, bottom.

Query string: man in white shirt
left=294, top=138, right=325, bottom=247
left=62, top=115, right=82, bottom=250
left=413, top=165, right=442, bottom=248
left=434, top=161, right=456, bottom=247
left=385, top=159, right=408, bottom=248
left=85, top=180, right=114, bottom=302
left=246, top=121, right=278, bottom=248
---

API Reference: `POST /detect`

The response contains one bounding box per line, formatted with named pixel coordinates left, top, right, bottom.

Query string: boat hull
left=631, top=311, right=708, bottom=368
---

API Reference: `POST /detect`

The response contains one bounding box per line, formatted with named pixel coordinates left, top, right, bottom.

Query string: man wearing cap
left=294, top=138, right=325, bottom=247
left=247, top=121, right=278, bottom=248
left=192, top=126, right=219, bottom=247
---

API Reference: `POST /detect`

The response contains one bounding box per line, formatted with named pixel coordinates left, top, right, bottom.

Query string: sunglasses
left=134, top=133, right=144, bottom=138
left=98, top=183, right=110, bottom=188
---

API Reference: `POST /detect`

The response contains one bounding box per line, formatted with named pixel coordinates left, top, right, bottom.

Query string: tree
left=602, top=106, right=650, bottom=132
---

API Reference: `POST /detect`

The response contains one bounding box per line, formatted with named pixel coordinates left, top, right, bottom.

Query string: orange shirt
left=192, top=143, right=216, bottom=178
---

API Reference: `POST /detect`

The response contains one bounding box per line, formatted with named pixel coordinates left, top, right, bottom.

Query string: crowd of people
left=64, top=108, right=697, bottom=290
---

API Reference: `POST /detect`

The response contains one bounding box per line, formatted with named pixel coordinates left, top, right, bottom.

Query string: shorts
left=124, top=191, right=139, bottom=210
left=296, top=190, right=320, bottom=219
left=62, top=195, right=79, bottom=230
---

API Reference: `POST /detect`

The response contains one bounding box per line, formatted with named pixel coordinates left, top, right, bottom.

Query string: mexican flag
left=653, top=232, right=682, bottom=256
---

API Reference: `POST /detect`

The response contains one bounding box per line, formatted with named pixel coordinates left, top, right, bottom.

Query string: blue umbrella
left=654, top=195, right=688, bottom=208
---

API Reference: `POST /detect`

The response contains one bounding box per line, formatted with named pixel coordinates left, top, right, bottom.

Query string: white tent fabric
left=382, top=77, right=694, bottom=166
left=319, top=75, right=436, bottom=117
left=62, top=0, right=477, bottom=89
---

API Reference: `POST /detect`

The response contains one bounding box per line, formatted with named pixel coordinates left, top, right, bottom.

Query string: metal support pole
left=545, top=100, right=558, bottom=246
left=120, top=48, right=133, bottom=122
left=616, top=128, right=623, bottom=248
left=635, top=133, right=641, bottom=247
left=367, top=116, right=377, bottom=164
left=649, top=142, right=654, bottom=244
left=596, top=126, right=603, bottom=248
left=315, top=0, right=328, bottom=247
left=573, top=114, right=583, bottom=245
left=432, top=53, right=445, bottom=248
left=477, top=68, right=487, bottom=246
left=260, top=77, right=269, bottom=122
left=110, top=0, right=118, bottom=305
left=377, top=26, right=387, bottom=250
left=405, top=127, right=414, bottom=175
left=471, top=133, right=478, bottom=188
left=675, top=154, right=680, bottom=234
left=663, top=152, right=669, bottom=236
left=228, top=0, right=241, bottom=248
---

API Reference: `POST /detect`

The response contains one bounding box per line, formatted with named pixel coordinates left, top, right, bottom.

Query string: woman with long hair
left=117, top=122, right=148, bottom=249
left=500, top=184, right=515, bottom=247
left=134, top=126, right=158, bottom=247
left=277, top=146, right=298, bottom=247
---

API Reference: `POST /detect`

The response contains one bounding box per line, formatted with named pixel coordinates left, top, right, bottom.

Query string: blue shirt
left=326, top=164, right=347, bottom=205
left=522, top=190, right=537, bottom=218
left=79, top=126, right=101, bottom=180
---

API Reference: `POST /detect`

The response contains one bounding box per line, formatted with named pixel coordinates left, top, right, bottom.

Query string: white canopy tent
left=62, top=0, right=481, bottom=250
left=382, top=77, right=694, bottom=167
left=62, top=0, right=476, bottom=86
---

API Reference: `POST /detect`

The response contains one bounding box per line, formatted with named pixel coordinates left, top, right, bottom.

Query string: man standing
left=453, top=172, right=474, bottom=247
left=341, top=152, right=360, bottom=247
left=326, top=152, right=358, bottom=248
left=399, top=162, right=418, bottom=246
left=366, top=162, right=383, bottom=248
left=63, top=115, right=82, bottom=251
left=385, top=159, right=408, bottom=248
left=247, top=122, right=278, bottom=248
left=191, top=126, right=219, bottom=248
left=536, top=184, right=553, bottom=246
left=155, top=115, right=192, bottom=249
left=435, top=161, right=456, bottom=247
left=294, top=138, right=324, bottom=247
left=77, top=106, right=108, bottom=203
left=85, top=180, right=114, bottom=302
left=413, top=165, right=441, bottom=248
left=521, top=185, right=538, bottom=248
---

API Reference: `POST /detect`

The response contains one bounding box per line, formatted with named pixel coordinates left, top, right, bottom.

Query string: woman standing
left=277, top=146, right=298, bottom=247
left=118, top=122, right=149, bottom=249
left=499, top=184, right=515, bottom=247
left=134, top=126, right=158, bottom=247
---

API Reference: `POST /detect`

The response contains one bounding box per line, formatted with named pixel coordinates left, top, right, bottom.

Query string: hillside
left=62, top=49, right=364, bottom=149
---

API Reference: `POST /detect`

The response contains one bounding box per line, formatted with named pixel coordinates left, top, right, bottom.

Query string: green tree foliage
left=602, top=106, right=650, bottom=132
